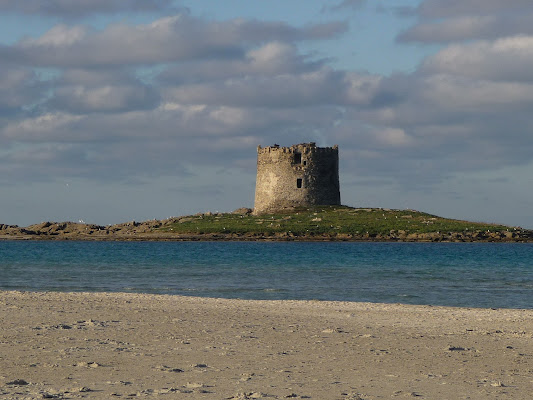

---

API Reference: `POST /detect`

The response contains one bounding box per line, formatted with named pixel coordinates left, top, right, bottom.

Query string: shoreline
left=1, top=290, right=531, bottom=399
left=2, top=232, right=533, bottom=242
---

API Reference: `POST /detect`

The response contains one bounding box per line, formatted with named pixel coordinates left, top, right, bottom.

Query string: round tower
left=253, top=142, right=340, bottom=215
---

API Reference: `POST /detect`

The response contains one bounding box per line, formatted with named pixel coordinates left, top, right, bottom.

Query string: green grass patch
left=157, top=206, right=512, bottom=236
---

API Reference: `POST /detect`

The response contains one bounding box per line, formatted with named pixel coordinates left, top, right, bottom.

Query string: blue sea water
left=0, top=241, right=531, bottom=309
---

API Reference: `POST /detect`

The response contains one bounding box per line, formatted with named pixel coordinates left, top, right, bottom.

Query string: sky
left=1, top=0, right=533, bottom=228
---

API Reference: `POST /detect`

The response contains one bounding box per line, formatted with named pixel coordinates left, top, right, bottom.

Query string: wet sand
left=0, top=291, right=531, bottom=399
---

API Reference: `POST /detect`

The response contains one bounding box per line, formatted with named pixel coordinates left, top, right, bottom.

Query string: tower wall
left=253, top=142, right=340, bottom=215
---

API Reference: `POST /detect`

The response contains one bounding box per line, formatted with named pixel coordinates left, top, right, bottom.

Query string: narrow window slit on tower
left=297, top=178, right=302, bottom=188
left=294, top=152, right=302, bottom=164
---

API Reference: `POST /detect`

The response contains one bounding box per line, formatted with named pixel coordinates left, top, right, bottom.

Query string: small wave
left=263, top=288, right=285, bottom=292
left=396, top=294, right=421, bottom=299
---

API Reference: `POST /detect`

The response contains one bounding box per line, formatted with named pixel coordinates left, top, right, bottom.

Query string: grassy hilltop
left=157, top=205, right=528, bottom=242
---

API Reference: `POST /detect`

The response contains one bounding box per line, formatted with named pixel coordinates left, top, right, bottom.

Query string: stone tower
left=253, top=142, right=340, bottom=215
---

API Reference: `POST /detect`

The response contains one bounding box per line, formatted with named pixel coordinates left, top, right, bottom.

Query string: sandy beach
left=0, top=291, right=531, bottom=399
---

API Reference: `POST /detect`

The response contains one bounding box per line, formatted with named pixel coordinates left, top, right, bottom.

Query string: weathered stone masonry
left=253, top=143, right=340, bottom=215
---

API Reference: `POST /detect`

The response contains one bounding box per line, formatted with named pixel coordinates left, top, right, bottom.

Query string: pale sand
left=0, top=291, right=531, bottom=400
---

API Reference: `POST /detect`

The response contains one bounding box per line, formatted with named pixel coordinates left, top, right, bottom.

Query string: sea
left=0, top=241, right=531, bottom=309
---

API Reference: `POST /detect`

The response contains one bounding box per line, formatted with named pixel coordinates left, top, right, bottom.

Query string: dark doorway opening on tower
left=297, top=178, right=302, bottom=188
left=294, top=152, right=302, bottom=164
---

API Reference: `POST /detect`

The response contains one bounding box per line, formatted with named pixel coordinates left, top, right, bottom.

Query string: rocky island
left=1, top=206, right=532, bottom=242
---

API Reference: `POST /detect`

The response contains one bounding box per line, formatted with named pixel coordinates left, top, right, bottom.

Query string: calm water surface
left=0, top=241, right=531, bottom=309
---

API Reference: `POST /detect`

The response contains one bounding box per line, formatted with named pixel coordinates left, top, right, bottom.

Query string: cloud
left=158, top=41, right=381, bottom=109
left=374, top=128, right=412, bottom=147
left=349, top=0, right=533, bottom=186
left=327, top=0, right=366, bottom=12
left=399, top=0, right=533, bottom=43
left=158, top=41, right=324, bottom=83
left=51, top=85, right=159, bottom=113
left=421, top=36, right=533, bottom=81
left=343, top=70, right=533, bottom=172
left=0, top=66, right=45, bottom=114
left=4, top=15, right=347, bottom=68
left=0, top=0, right=178, bottom=16
left=399, top=14, right=533, bottom=43
left=161, top=69, right=346, bottom=108
left=3, top=4, right=533, bottom=195
left=0, top=13, right=350, bottom=184
left=3, top=112, right=86, bottom=142
left=417, top=0, right=532, bottom=19
left=46, top=69, right=161, bottom=113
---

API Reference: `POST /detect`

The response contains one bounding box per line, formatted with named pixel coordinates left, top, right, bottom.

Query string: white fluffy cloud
left=421, top=36, right=533, bottom=81
left=6, top=15, right=347, bottom=68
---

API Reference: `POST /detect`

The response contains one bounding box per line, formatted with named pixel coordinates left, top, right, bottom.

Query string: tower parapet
left=253, top=142, right=340, bottom=215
